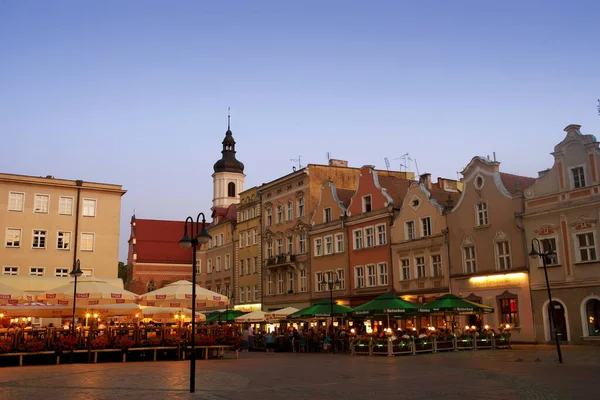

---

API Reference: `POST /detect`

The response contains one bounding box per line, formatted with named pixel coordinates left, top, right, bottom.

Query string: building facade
left=1, top=173, right=125, bottom=280
left=447, top=157, right=536, bottom=342
left=523, top=124, right=600, bottom=344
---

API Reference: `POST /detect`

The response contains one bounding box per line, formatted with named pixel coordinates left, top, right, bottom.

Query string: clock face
left=524, top=188, right=534, bottom=199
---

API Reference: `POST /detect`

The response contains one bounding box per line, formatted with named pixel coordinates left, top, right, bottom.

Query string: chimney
left=329, top=159, right=348, bottom=168
left=419, top=173, right=432, bottom=190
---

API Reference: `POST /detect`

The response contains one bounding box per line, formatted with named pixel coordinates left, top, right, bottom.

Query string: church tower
left=212, top=112, right=245, bottom=212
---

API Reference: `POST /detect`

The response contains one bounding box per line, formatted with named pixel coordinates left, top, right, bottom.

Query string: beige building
left=0, top=173, right=126, bottom=280
left=234, top=186, right=262, bottom=312
left=447, top=157, right=536, bottom=342
left=523, top=124, right=600, bottom=344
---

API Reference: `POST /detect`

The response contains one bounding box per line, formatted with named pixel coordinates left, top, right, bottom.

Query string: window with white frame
left=288, top=271, right=295, bottom=292
left=365, top=227, right=374, bottom=247
left=239, top=260, right=244, bottom=277
left=476, top=202, right=489, bottom=226
left=246, top=285, right=251, bottom=301
left=577, top=232, right=597, bottom=262
left=324, top=207, right=332, bottom=223
left=82, top=199, right=96, bottom=217
left=314, top=238, right=323, bottom=256
left=366, top=264, right=376, bottom=287
left=497, top=241, right=511, bottom=270
left=3, top=266, right=18, bottom=275
left=58, top=197, right=73, bottom=215
left=540, top=238, right=559, bottom=266
left=353, top=229, right=363, bottom=250
left=431, top=254, right=443, bottom=277
left=8, top=192, right=24, bottom=212
left=246, top=258, right=250, bottom=275
left=354, top=266, right=365, bottom=288
left=315, top=272, right=324, bottom=292
left=268, top=274, right=273, bottom=295
left=298, top=198, right=305, bottom=217
left=421, top=217, right=431, bottom=237
left=277, top=204, right=283, bottom=224
left=464, top=246, right=477, bottom=273
left=195, top=260, right=201, bottom=274
left=571, top=166, right=586, bottom=189
left=207, top=258, right=212, bottom=273
left=253, top=256, right=258, bottom=273
left=335, top=233, right=344, bottom=252
left=277, top=238, right=283, bottom=255
left=405, top=221, right=415, bottom=240
left=266, top=241, right=273, bottom=258
left=216, top=256, right=222, bottom=272
left=376, top=224, right=387, bottom=245
left=287, top=236, right=293, bottom=254
left=57, top=231, right=71, bottom=250
left=5, top=228, right=21, bottom=247
left=300, top=269, right=307, bottom=292
left=362, top=195, right=372, bottom=213
left=32, top=230, right=47, bottom=249
left=246, top=231, right=250, bottom=247
left=239, top=232, right=244, bottom=248
left=55, top=268, right=69, bottom=277
left=216, top=285, right=221, bottom=294
left=250, top=207, right=256, bottom=218
left=225, top=254, right=230, bottom=270
left=277, top=272, right=284, bottom=294
left=299, top=232, right=307, bottom=253
left=80, top=233, right=94, bottom=251
left=337, top=269, right=345, bottom=289
left=29, top=267, right=44, bottom=276
left=253, top=229, right=258, bottom=245
left=34, top=194, right=49, bottom=214
left=240, top=287, right=245, bottom=303
left=378, top=263, right=388, bottom=286
left=415, top=256, right=426, bottom=278
left=400, top=259, right=410, bottom=280
left=287, top=201, right=293, bottom=221
left=266, top=207, right=272, bottom=226
left=253, top=285, right=258, bottom=301
left=324, top=235, right=333, bottom=255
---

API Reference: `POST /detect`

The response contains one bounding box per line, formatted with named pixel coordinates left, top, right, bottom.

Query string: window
left=266, top=207, right=272, bottom=226
left=32, top=230, right=47, bottom=249
left=499, top=297, right=518, bottom=325
left=267, top=274, right=273, bottom=295
left=8, top=192, right=24, bottom=212
left=335, top=233, right=344, bottom=252
left=253, top=257, right=258, bottom=273
left=246, top=286, right=251, bottom=301
left=34, top=194, right=49, bottom=214
left=572, top=166, right=586, bottom=189
left=354, top=266, right=365, bottom=288
left=277, top=272, right=284, bottom=294
left=246, top=231, right=251, bottom=247
left=353, top=229, right=363, bottom=250
left=277, top=204, right=283, bottom=224
left=324, top=235, right=333, bottom=255
left=29, top=267, right=44, bottom=276
left=365, top=227, right=374, bottom=247
left=5, top=228, right=21, bottom=247
left=378, top=263, right=388, bottom=286
left=253, top=285, right=259, bottom=301
left=540, top=238, right=559, bottom=265
left=287, top=236, right=293, bottom=254
left=225, top=254, right=230, bottom=270
left=476, top=202, right=489, bottom=226
left=277, top=238, right=283, bottom=255
left=497, top=241, right=511, bottom=270
left=239, top=232, right=244, bottom=248
left=298, top=198, right=305, bottom=217
left=216, top=256, right=221, bottom=272
left=195, top=260, right=201, bottom=274
left=324, top=207, right=332, bottom=223
left=3, top=266, right=18, bottom=275
left=300, top=270, right=307, bottom=292
left=315, top=272, right=324, bottom=292
left=239, top=260, right=244, bottom=277
left=58, top=197, right=73, bottom=215
left=585, top=299, right=600, bottom=337
left=362, top=195, right=372, bottom=213
left=299, top=232, right=307, bottom=253
left=228, top=182, right=236, bottom=197
left=287, top=201, right=293, bottom=221
left=82, top=199, right=96, bottom=217
left=220, top=233, right=224, bottom=245
left=57, top=231, right=71, bottom=250
left=80, top=233, right=94, bottom=251
left=240, top=287, right=245, bottom=303
left=376, top=224, right=387, bottom=246
left=366, top=264, right=376, bottom=287
left=415, top=257, right=426, bottom=279
left=250, top=207, right=255, bottom=219
left=207, top=259, right=212, bottom=273
left=400, top=259, right=410, bottom=280
left=405, top=221, right=415, bottom=240
left=314, top=238, right=323, bottom=256
left=267, top=241, right=273, bottom=258
left=216, top=285, right=221, bottom=295
left=431, top=254, right=442, bottom=277
left=288, top=271, right=295, bottom=292
left=253, top=229, right=258, bottom=245
left=55, top=268, right=69, bottom=277
left=337, top=269, right=345, bottom=289
left=246, top=258, right=250, bottom=275
left=421, top=217, right=431, bottom=237
left=464, top=246, right=477, bottom=273
left=577, top=232, right=597, bottom=262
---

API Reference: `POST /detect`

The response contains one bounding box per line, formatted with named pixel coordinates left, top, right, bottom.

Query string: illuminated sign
left=469, top=272, right=527, bottom=288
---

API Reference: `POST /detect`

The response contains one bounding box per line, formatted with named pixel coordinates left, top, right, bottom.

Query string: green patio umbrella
left=206, top=309, right=246, bottom=323
left=288, top=299, right=352, bottom=319
left=424, top=294, right=494, bottom=314
left=347, top=293, right=424, bottom=318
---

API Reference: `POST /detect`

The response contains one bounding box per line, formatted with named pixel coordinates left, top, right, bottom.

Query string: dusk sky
left=1, top=1, right=599, bottom=261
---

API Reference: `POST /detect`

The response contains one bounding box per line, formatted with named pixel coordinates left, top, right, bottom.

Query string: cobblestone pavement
left=0, top=345, right=598, bottom=400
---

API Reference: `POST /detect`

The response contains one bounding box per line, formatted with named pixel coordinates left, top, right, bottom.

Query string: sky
left=1, top=1, right=599, bottom=262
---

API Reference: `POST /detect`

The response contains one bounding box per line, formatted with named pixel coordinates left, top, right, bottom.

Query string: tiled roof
left=499, top=172, right=536, bottom=195
left=377, top=175, right=414, bottom=206
left=428, top=183, right=462, bottom=209
left=336, top=188, right=355, bottom=208
left=210, top=204, right=237, bottom=225
left=134, top=219, right=194, bottom=264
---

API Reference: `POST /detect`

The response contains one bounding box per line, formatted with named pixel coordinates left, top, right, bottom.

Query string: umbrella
left=265, top=307, right=299, bottom=320
left=0, top=281, right=35, bottom=305
left=36, top=279, right=140, bottom=306
left=139, top=280, right=228, bottom=309
left=0, top=304, right=72, bottom=318
left=206, top=309, right=245, bottom=323
left=234, top=310, right=268, bottom=323
left=424, top=294, right=494, bottom=314
left=348, top=293, right=423, bottom=318
left=138, top=306, right=206, bottom=321
left=288, top=299, right=352, bottom=319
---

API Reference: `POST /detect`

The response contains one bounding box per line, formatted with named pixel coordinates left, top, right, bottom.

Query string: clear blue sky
left=1, top=1, right=599, bottom=262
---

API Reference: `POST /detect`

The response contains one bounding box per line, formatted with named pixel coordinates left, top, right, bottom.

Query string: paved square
left=0, top=345, right=598, bottom=399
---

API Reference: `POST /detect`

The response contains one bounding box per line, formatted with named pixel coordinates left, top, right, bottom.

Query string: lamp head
left=69, top=260, right=83, bottom=277
left=528, top=242, right=540, bottom=257
left=196, top=224, right=211, bottom=245
left=179, top=233, right=192, bottom=249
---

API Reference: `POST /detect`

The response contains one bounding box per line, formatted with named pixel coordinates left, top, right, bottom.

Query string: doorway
left=548, top=301, right=568, bottom=342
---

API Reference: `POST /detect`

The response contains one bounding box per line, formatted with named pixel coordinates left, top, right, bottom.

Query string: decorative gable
left=570, top=216, right=597, bottom=231
left=534, top=224, right=558, bottom=236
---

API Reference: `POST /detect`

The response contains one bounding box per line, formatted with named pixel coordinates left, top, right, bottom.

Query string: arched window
left=277, top=204, right=283, bottom=224
left=228, top=182, right=236, bottom=197
left=147, top=280, right=156, bottom=293
left=287, top=201, right=293, bottom=221
left=586, top=299, right=600, bottom=336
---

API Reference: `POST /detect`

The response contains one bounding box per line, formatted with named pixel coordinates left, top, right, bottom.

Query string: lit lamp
left=321, top=272, right=341, bottom=355
left=484, top=325, right=490, bottom=330
left=85, top=313, right=91, bottom=327
left=69, top=259, right=83, bottom=338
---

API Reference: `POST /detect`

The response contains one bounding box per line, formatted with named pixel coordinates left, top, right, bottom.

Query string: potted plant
left=23, top=337, right=45, bottom=353
left=164, top=334, right=182, bottom=346
left=91, top=335, right=110, bottom=350
left=145, top=336, right=162, bottom=347
left=0, top=337, right=14, bottom=353
left=57, top=335, right=78, bottom=353
left=116, top=336, right=136, bottom=352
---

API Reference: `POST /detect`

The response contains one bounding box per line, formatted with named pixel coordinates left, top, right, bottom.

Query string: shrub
left=91, top=335, right=110, bottom=350
left=164, top=334, right=182, bottom=346
left=145, top=336, right=162, bottom=346
left=116, top=336, right=136, bottom=350
left=58, top=335, right=79, bottom=351
left=24, top=338, right=45, bottom=352
left=0, top=337, right=14, bottom=353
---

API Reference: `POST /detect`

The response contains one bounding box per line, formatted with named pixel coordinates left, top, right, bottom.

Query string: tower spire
left=227, top=106, right=231, bottom=131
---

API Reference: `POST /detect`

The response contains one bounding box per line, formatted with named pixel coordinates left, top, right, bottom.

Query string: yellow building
left=234, top=186, right=262, bottom=312
left=0, top=173, right=126, bottom=280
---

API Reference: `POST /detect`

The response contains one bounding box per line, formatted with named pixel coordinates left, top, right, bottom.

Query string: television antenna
left=384, top=157, right=390, bottom=171
left=290, top=155, right=302, bottom=169
left=395, top=153, right=413, bottom=173
left=326, top=152, right=331, bottom=163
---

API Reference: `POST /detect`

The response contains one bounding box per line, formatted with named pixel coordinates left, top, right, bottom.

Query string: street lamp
left=69, top=259, right=83, bottom=337
left=321, top=273, right=341, bottom=354
left=179, top=213, right=211, bottom=393
left=529, top=238, right=563, bottom=364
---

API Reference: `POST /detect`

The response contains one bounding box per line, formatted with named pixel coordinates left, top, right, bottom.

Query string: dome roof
left=213, top=128, right=245, bottom=174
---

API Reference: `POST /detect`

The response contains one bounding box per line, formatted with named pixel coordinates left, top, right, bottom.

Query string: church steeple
left=213, top=108, right=244, bottom=174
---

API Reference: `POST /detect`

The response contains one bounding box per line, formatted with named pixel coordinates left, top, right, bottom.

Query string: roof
left=499, top=172, right=536, bottom=195
left=210, top=204, right=237, bottom=225
left=336, top=188, right=355, bottom=207
left=134, top=219, right=195, bottom=264
left=377, top=175, right=413, bottom=205
left=428, top=183, right=462, bottom=209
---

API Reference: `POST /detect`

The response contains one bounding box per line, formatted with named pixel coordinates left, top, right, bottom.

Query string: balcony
left=264, top=253, right=307, bottom=269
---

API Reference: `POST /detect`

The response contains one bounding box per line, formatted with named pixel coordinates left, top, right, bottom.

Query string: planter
left=351, top=340, right=371, bottom=355
left=476, top=338, right=493, bottom=349
left=371, top=339, right=388, bottom=355
left=413, top=339, right=434, bottom=353
left=435, top=339, right=454, bottom=352
left=456, top=337, right=474, bottom=350
left=391, top=339, right=412, bottom=355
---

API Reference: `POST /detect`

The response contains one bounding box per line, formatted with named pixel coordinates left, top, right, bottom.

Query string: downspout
left=341, top=214, right=349, bottom=301
left=388, top=206, right=397, bottom=293
left=258, top=190, right=264, bottom=311
left=515, top=193, right=537, bottom=342
left=72, top=180, right=83, bottom=268
left=443, top=208, right=452, bottom=294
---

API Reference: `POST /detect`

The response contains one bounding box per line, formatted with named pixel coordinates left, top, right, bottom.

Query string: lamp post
left=321, top=273, right=341, bottom=354
left=179, top=213, right=211, bottom=393
left=69, top=259, right=83, bottom=337
left=529, top=238, right=563, bottom=364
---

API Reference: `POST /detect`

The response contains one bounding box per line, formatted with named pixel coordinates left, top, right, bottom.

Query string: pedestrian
left=265, top=330, right=275, bottom=354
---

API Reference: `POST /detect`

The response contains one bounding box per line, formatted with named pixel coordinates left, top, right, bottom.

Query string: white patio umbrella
left=139, top=280, right=228, bottom=309
left=0, top=303, right=142, bottom=318
left=265, top=307, right=299, bottom=320
left=234, top=310, right=268, bottom=323
left=138, top=306, right=206, bottom=322
left=36, top=278, right=140, bottom=306
left=0, top=281, right=35, bottom=305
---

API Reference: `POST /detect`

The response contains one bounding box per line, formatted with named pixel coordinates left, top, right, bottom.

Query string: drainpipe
left=258, top=190, right=264, bottom=311
left=388, top=206, right=397, bottom=293
left=72, top=180, right=83, bottom=268
left=443, top=206, right=452, bottom=295
left=341, top=214, right=349, bottom=301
